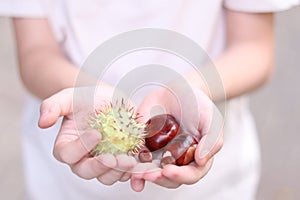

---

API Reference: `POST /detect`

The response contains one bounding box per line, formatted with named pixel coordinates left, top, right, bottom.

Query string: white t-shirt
left=1, top=1, right=299, bottom=200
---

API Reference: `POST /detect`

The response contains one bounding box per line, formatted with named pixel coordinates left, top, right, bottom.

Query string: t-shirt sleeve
left=0, top=0, right=47, bottom=17
left=224, top=0, right=300, bottom=13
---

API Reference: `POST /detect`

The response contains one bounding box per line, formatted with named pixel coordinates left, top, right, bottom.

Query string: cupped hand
left=38, top=85, right=138, bottom=185
left=130, top=82, right=224, bottom=191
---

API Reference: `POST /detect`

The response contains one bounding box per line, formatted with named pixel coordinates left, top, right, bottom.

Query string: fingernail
left=40, top=107, right=50, bottom=116
left=200, top=150, right=209, bottom=159
left=131, top=178, right=144, bottom=192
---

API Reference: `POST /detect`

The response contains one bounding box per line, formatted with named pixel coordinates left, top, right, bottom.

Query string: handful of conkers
left=138, top=114, right=200, bottom=167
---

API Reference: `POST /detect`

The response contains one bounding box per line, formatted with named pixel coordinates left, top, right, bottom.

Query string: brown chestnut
left=144, top=114, right=180, bottom=152
left=160, top=133, right=198, bottom=167
left=138, top=147, right=153, bottom=163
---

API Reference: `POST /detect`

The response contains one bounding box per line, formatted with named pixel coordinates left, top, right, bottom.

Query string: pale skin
left=13, top=9, right=274, bottom=192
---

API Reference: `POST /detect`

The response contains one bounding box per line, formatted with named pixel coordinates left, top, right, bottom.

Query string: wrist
left=182, top=68, right=226, bottom=102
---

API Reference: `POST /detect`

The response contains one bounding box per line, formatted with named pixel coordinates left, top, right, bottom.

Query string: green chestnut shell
left=89, top=100, right=145, bottom=156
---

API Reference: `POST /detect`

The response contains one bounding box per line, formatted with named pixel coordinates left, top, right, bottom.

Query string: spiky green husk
left=89, top=100, right=145, bottom=156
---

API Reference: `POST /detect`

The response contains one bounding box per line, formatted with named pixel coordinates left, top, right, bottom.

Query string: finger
left=150, top=177, right=181, bottom=189
left=130, top=177, right=145, bottom=192
left=135, top=100, right=152, bottom=124
left=53, top=129, right=101, bottom=164
left=131, top=160, right=160, bottom=176
left=135, top=89, right=169, bottom=124
left=119, top=172, right=131, bottom=182
left=143, top=170, right=181, bottom=189
left=193, top=102, right=224, bottom=166
left=70, top=154, right=117, bottom=180
left=97, top=169, right=125, bottom=186
left=132, top=162, right=180, bottom=189
left=162, top=158, right=214, bottom=185
left=38, top=88, right=74, bottom=128
left=195, top=131, right=223, bottom=166
left=130, top=162, right=159, bottom=192
left=97, top=154, right=136, bottom=185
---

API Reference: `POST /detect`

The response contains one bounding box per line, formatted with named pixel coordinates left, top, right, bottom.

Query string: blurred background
left=0, top=6, right=299, bottom=200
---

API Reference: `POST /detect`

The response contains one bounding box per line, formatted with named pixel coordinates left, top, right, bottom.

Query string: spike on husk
left=89, top=99, right=146, bottom=156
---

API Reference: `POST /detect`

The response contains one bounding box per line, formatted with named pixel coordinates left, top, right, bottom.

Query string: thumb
left=194, top=129, right=224, bottom=167
left=136, top=97, right=168, bottom=124
left=135, top=103, right=151, bottom=124
left=38, top=88, right=74, bottom=128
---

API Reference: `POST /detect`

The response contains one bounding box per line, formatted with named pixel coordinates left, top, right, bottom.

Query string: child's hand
left=130, top=84, right=224, bottom=191
left=38, top=86, right=138, bottom=185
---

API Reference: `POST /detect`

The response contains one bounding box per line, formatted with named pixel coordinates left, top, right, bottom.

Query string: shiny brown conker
left=160, top=133, right=198, bottom=167
left=144, top=114, right=180, bottom=152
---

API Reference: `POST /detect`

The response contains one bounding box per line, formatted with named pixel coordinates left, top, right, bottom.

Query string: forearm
left=187, top=41, right=273, bottom=101
left=188, top=11, right=274, bottom=101
left=13, top=18, right=93, bottom=99
left=218, top=10, right=274, bottom=100
left=215, top=41, right=273, bottom=99
left=18, top=47, right=79, bottom=99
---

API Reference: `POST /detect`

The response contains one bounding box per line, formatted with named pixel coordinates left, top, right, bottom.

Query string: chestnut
left=144, top=114, right=180, bottom=152
left=160, top=133, right=198, bottom=167
left=138, top=147, right=153, bottom=163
